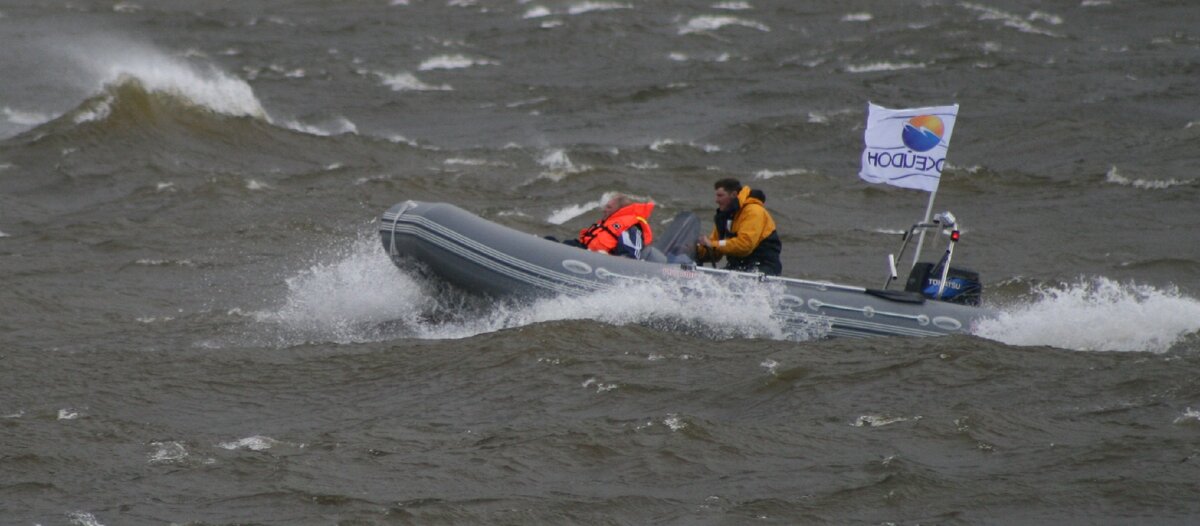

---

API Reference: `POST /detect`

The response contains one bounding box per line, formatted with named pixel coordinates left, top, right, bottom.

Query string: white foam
left=582, top=377, right=618, bottom=392
left=537, top=149, right=591, bottom=181
left=649, top=139, right=721, bottom=153
left=378, top=71, right=453, bottom=91
left=58, top=409, right=80, bottom=420
left=851, top=414, right=917, bottom=427
left=974, top=277, right=1200, bottom=353
left=67, top=512, right=106, bottom=526
left=547, top=194, right=608, bottom=225
left=679, top=15, right=769, bottom=34
left=713, top=2, right=752, bottom=10
left=417, top=275, right=794, bottom=341
left=148, top=441, right=189, bottom=463
left=846, top=61, right=927, bottom=73
left=841, top=12, right=873, bottom=22
left=754, top=168, right=811, bottom=180
left=3, top=106, right=52, bottom=126
left=959, top=3, right=1062, bottom=37
left=74, top=95, right=113, bottom=124
left=664, top=414, right=687, bottom=431
left=1173, top=408, right=1200, bottom=425
left=62, top=37, right=268, bottom=118
left=253, top=231, right=832, bottom=345
left=418, top=54, right=498, bottom=71
left=281, top=116, right=358, bottom=136
left=1105, top=166, right=1191, bottom=190
left=219, top=435, right=278, bottom=451
left=567, top=2, right=630, bottom=15
left=0, top=229, right=9, bottom=238
left=524, top=6, right=551, bottom=18
left=254, top=234, right=434, bottom=345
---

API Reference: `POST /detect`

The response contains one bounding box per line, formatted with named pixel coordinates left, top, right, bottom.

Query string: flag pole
left=911, top=188, right=937, bottom=268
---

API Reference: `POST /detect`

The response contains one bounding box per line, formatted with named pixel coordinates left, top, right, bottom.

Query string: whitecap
left=959, top=3, right=1062, bottom=37
left=58, top=38, right=268, bottom=120
left=67, top=511, right=106, bottom=526
left=567, top=2, right=631, bottom=15
left=246, top=179, right=269, bottom=190
left=664, top=414, right=687, bottom=431
left=846, top=61, right=927, bottom=73
left=148, top=441, right=189, bottom=463
left=3, top=106, right=52, bottom=126
left=1173, top=408, right=1200, bottom=425
left=851, top=414, right=917, bottom=427
left=58, top=409, right=80, bottom=420
left=281, top=116, right=358, bottom=136
left=649, top=139, right=720, bottom=153
left=418, top=54, right=498, bottom=71
left=754, top=168, right=811, bottom=179
left=713, top=2, right=752, bottom=10
left=444, top=158, right=489, bottom=166
left=73, top=95, right=114, bottom=124
left=378, top=71, right=453, bottom=91
left=537, top=149, right=591, bottom=181
left=547, top=195, right=606, bottom=225
left=582, top=377, right=618, bottom=392
left=679, top=15, right=769, bottom=34
left=219, top=435, right=278, bottom=451
left=524, top=6, right=551, bottom=18
left=1104, top=166, right=1191, bottom=190
left=760, top=358, right=780, bottom=374
left=388, top=134, right=420, bottom=147
left=841, top=12, right=873, bottom=22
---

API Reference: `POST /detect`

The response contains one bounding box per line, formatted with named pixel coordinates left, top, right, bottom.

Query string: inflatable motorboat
left=379, top=200, right=996, bottom=339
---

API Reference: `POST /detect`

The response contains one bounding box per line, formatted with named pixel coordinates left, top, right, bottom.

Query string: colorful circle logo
left=901, top=115, right=944, bottom=152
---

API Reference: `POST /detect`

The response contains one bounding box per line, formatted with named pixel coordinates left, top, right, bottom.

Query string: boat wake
left=249, top=233, right=1199, bottom=353
left=250, top=233, right=827, bottom=347
left=974, top=277, right=1200, bottom=353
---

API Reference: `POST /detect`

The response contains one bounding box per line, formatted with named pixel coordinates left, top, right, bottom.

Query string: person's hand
left=698, top=236, right=712, bottom=248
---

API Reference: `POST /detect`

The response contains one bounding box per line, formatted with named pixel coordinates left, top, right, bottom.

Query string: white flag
left=860, top=103, right=959, bottom=193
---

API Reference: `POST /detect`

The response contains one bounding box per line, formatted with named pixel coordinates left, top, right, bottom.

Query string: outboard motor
left=881, top=210, right=984, bottom=306
left=904, top=262, right=982, bottom=306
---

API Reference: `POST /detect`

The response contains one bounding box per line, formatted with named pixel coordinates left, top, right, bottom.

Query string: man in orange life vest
left=566, top=194, right=655, bottom=259
left=696, top=178, right=783, bottom=275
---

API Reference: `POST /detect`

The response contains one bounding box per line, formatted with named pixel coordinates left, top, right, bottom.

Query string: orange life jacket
left=577, top=202, right=655, bottom=254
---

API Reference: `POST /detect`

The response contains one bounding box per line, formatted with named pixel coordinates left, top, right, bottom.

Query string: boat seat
left=641, top=247, right=669, bottom=263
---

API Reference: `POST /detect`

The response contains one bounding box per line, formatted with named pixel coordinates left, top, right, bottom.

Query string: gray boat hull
left=380, top=201, right=995, bottom=339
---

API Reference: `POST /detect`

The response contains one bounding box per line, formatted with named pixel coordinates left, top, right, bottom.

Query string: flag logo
left=860, top=103, right=959, bottom=193
left=901, top=115, right=945, bottom=152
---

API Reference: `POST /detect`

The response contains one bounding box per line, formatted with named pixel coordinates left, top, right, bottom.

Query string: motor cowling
left=904, top=262, right=982, bottom=306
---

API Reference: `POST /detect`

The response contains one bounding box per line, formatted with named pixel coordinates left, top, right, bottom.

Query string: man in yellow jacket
left=696, top=178, right=783, bottom=275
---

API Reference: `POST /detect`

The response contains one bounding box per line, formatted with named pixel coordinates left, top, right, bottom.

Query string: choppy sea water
left=2, top=1, right=1199, bottom=524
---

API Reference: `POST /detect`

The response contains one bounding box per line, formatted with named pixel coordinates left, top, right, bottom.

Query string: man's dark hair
left=713, top=178, right=742, bottom=193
